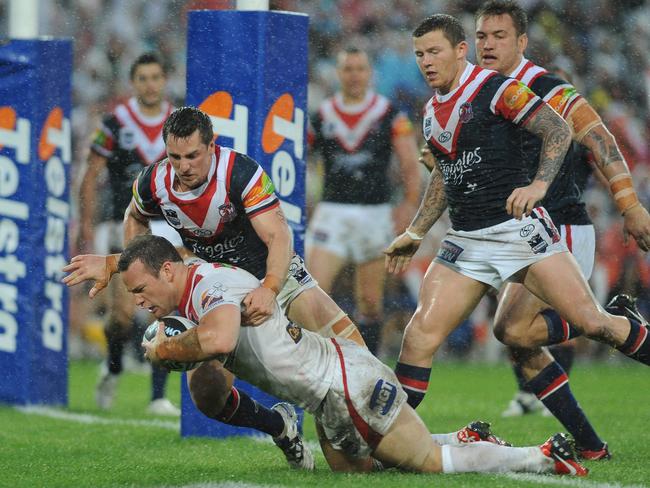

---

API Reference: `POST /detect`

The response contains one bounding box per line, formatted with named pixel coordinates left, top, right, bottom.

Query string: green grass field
left=1, top=359, right=648, bottom=488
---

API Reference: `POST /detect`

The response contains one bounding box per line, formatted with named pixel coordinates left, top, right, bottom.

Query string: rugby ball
left=143, top=315, right=199, bottom=372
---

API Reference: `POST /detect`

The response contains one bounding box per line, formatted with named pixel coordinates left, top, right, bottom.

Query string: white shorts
left=276, top=254, right=318, bottom=311
left=94, top=219, right=183, bottom=255
left=556, top=224, right=595, bottom=279
left=315, top=338, right=407, bottom=458
left=434, top=208, right=568, bottom=290
left=306, top=202, right=394, bottom=264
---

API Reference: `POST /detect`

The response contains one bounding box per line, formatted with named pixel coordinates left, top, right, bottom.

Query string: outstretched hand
left=61, top=254, right=117, bottom=298
left=384, top=232, right=422, bottom=274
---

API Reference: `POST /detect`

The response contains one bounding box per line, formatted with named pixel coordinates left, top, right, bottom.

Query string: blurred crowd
left=6, top=0, right=647, bottom=362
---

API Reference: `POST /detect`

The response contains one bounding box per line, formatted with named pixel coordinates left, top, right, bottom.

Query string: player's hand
left=141, top=322, right=164, bottom=364
left=242, top=286, right=276, bottom=326
left=622, top=204, right=650, bottom=252
left=384, top=232, right=421, bottom=274
left=418, top=145, right=435, bottom=171
left=392, top=201, right=418, bottom=234
left=506, top=181, right=547, bottom=220
left=61, top=254, right=115, bottom=298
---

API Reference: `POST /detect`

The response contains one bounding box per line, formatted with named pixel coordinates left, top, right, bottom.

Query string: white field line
left=15, top=405, right=179, bottom=430
left=501, top=473, right=648, bottom=488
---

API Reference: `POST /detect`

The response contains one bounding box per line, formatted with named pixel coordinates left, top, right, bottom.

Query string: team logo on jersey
left=527, top=233, right=548, bottom=254
left=218, top=202, right=237, bottom=223
left=286, top=321, right=302, bottom=343
left=201, top=282, right=228, bottom=311
left=423, top=117, right=433, bottom=140
left=458, top=102, right=473, bottom=123
left=520, top=224, right=536, bottom=238
left=118, top=127, right=136, bottom=150
left=438, top=130, right=452, bottom=143
left=369, top=379, right=397, bottom=415
left=163, top=208, right=182, bottom=228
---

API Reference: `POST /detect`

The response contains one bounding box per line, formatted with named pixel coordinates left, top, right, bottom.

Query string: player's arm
left=392, top=130, right=422, bottom=233
left=513, top=103, right=572, bottom=218
left=124, top=199, right=152, bottom=244
left=385, top=156, right=447, bottom=274
left=145, top=305, right=241, bottom=364
left=78, top=151, right=108, bottom=252
left=567, top=102, right=650, bottom=250
left=244, top=206, right=293, bottom=324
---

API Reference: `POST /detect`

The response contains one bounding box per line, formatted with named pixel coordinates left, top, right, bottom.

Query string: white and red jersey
left=421, top=62, right=545, bottom=231
left=178, top=262, right=337, bottom=412
left=91, top=97, right=173, bottom=220
left=132, top=146, right=279, bottom=278
left=309, top=91, right=414, bottom=204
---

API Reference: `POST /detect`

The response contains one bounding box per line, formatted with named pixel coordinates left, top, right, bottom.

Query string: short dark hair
left=162, top=106, right=214, bottom=146
left=118, top=235, right=182, bottom=275
left=129, top=52, right=165, bottom=80
left=412, top=14, right=466, bottom=46
left=475, top=0, right=529, bottom=37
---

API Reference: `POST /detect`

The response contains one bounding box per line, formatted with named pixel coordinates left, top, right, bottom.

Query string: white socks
left=430, top=432, right=463, bottom=446
left=441, top=443, right=553, bottom=474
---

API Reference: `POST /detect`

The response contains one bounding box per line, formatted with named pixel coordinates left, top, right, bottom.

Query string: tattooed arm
left=385, top=155, right=447, bottom=274
left=507, top=104, right=572, bottom=219
left=245, top=206, right=293, bottom=324
left=572, top=104, right=650, bottom=250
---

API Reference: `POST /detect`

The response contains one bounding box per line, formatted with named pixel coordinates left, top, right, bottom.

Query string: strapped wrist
left=405, top=228, right=424, bottom=241
left=262, top=274, right=282, bottom=295
left=609, top=174, right=640, bottom=215
left=106, top=254, right=119, bottom=277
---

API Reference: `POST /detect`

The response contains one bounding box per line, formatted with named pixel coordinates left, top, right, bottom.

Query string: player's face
left=131, top=63, right=166, bottom=109
left=166, top=130, right=215, bottom=192
left=414, top=30, right=468, bottom=94
left=337, top=52, right=371, bottom=99
left=122, top=259, right=176, bottom=318
left=475, top=14, right=527, bottom=75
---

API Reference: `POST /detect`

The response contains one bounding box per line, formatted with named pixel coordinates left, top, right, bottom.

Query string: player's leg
left=522, top=252, right=650, bottom=365
left=353, top=257, right=386, bottom=355
left=315, top=419, right=374, bottom=473
left=494, top=283, right=608, bottom=456
left=187, top=361, right=314, bottom=470
left=373, top=405, right=584, bottom=475
left=395, top=262, right=488, bottom=408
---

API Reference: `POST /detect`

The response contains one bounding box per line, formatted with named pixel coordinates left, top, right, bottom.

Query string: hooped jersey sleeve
left=131, top=163, right=163, bottom=217
left=229, top=153, right=280, bottom=218
left=490, top=78, right=545, bottom=126
left=390, top=109, right=415, bottom=138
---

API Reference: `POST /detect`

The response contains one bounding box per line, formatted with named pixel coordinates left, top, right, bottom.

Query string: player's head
left=162, top=106, right=215, bottom=191
left=119, top=235, right=183, bottom=318
left=129, top=52, right=167, bottom=109
left=336, top=47, right=372, bottom=100
left=475, top=0, right=528, bottom=74
left=412, top=14, right=468, bottom=94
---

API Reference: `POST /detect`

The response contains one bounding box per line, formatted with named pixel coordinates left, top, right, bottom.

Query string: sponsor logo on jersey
left=440, top=147, right=482, bottom=186
left=369, top=379, right=397, bottom=415
left=520, top=224, right=536, bottom=238
left=191, top=233, right=246, bottom=262
left=438, top=130, right=452, bottom=143
left=288, top=255, right=312, bottom=286
left=437, top=240, right=464, bottom=264
left=201, top=282, right=227, bottom=310
left=191, top=228, right=213, bottom=237
left=458, top=102, right=473, bottom=123
left=503, top=82, right=534, bottom=110
left=286, top=321, right=302, bottom=343
left=218, top=202, right=237, bottom=222
left=423, top=116, right=432, bottom=140
left=163, top=208, right=182, bottom=228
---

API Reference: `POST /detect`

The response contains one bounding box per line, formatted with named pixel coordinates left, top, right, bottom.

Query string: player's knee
left=493, top=320, right=535, bottom=348
left=188, top=363, right=232, bottom=418
left=402, top=313, right=442, bottom=358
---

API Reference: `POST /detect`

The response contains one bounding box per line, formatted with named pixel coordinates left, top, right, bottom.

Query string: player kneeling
left=126, top=235, right=586, bottom=476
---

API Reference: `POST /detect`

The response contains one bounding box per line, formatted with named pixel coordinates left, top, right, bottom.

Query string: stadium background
left=0, top=2, right=649, bottom=487
left=6, top=0, right=644, bottom=362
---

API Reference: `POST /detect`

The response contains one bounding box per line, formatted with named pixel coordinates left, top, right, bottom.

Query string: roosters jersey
left=421, top=63, right=545, bottom=231
left=132, top=147, right=279, bottom=278
left=309, top=91, right=414, bottom=204
left=509, top=58, right=592, bottom=225
left=91, top=97, right=173, bottom=220
left=179, top=263, right=336, bottom=412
